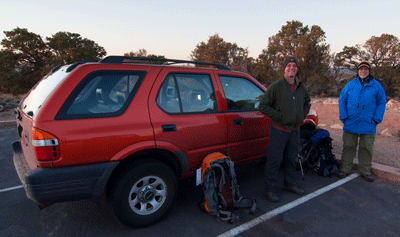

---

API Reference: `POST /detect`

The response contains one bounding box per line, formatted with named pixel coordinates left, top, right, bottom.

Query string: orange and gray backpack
left=199, top=152, right=256, bottom=223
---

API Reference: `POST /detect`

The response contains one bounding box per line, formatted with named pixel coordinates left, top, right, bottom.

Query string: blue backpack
left=304, top=129, right=340, bottom=177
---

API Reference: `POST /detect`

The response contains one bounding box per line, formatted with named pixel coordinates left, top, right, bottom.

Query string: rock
left=323, top=98, right=339, bottom=105
left=387, top=99, right=399, bottom=108
left=330, top=124, right=343, bottom=130
left=380, top=128, right=393, bottom=137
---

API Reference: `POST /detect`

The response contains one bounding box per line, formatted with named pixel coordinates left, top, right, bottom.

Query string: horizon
left=1, top=0, right=399, bottom=60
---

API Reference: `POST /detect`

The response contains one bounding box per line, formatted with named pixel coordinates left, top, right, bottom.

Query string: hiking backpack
left=199, top=152, right=256, bottom=223
left=304, top=129, right=340, bottom=177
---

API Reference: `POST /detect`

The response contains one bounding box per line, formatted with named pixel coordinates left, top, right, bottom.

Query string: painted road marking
left=218, top=173, right=360, bottom=237
left=0, top=185, right=23, bottom=193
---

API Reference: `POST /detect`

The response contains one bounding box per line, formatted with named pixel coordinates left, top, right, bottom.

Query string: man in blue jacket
left=338, top=61, right=386, bottom=182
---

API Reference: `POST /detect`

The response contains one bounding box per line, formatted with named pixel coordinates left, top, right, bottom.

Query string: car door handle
left=162, top=124, right=176, bottom=133
left=233, top=119, right=243, bottom=126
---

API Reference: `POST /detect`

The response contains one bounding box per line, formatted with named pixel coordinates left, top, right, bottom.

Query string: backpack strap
left=211, top=162, right=229, bottom=208
left=233, top=198, right=257, bottom=214
left=227, top=159, right=239, bottom=199
left=226, top=159, right=257, bottom=213
left=218, top=210, right=240, bottom=223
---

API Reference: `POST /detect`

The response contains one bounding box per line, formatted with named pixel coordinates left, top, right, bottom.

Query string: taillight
left=31, top=128, right=60, bottom=161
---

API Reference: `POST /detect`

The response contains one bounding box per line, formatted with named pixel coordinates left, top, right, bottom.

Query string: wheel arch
left=106, top=148, right=187, bottom=192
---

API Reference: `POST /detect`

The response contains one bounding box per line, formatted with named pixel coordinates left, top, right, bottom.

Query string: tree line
left=1, top=21, right=399, bottom=98
left=0, top=28, right=106, bottom=94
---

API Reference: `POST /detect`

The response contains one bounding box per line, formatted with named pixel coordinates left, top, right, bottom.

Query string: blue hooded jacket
left=339, top=75, right=386, bottom=134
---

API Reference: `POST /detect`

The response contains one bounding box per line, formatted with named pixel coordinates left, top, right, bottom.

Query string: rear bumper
left=12, top=141, right=118, bottom=204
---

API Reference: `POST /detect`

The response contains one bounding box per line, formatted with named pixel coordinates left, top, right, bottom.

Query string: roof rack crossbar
left=98, top=56, right=231, bottom=71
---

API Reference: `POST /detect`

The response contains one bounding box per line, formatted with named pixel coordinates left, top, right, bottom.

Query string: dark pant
left=264, top=125, right=299, bottom=192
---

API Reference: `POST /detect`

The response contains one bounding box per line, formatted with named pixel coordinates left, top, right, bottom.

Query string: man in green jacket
left=258, top=56, right=311, bottom=202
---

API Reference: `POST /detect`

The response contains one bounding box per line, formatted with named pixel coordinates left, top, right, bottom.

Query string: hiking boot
left=283, top=185, right=304, bottom=195
left=361, top=174, right=374, bottom=182
left=337, top=172, right=348, bottom=178
left=265, top=192, right=279, bottom=203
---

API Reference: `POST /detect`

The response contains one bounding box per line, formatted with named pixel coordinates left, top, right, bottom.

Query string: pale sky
left=1, top=0, right=399, bottom=60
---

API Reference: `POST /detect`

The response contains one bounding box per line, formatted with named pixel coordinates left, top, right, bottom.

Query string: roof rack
left=98, top=56, right=232, bottom=71
left=50, top=64, right=65, bottom=73
left=66, top=60, right=97, bottom=72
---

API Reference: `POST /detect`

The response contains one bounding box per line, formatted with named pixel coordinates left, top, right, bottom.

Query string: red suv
left=13, top=56, right=317, bottom=228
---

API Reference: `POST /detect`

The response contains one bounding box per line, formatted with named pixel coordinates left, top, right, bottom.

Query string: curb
left=338, top=158, right=400, bottom=184
left=0, top=120, right=16, bottom=127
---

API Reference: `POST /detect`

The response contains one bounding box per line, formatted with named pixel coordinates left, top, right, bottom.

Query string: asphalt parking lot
left=1, top=126, right=400, bottom=237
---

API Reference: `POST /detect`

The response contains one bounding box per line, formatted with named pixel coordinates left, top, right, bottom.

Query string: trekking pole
left=299, top=157, right=305, bottom=181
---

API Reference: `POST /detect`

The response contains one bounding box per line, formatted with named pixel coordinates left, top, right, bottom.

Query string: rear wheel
left=108, top=159, right=178, bottom=228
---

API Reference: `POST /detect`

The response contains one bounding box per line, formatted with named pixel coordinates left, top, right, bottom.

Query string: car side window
left=56, top=71, right=146, bottom=119
left=157, top=75, right=180, bottom=113
left=219, top=75, right=264, bottom=111
left=157, top=73, right=216, bottom=114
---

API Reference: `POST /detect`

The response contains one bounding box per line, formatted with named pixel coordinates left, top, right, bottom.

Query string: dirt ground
left=0, top=109, right=16, bottom=121
left=310, top=97, right=400, bottom=169
left=1, top=97, right=399, bottom=168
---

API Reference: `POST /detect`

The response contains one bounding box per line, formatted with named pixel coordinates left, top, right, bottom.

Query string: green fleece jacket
left=258, top=76, right=311, bottom=131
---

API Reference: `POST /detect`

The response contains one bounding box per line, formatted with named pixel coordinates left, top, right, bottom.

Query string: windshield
left=21, top=65, right=70, bottom=116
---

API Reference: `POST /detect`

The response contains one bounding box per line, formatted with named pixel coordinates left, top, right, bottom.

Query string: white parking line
left=218, top=173, right=360, bottom=237
left=0, top=185, right=23, bottom=193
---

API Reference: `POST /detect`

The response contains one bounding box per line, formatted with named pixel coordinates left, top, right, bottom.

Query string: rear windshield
left=20, top=65, right=70, bottom=116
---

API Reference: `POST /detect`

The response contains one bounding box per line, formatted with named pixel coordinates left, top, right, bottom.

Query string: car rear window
left=55, top=70, right=146, bottom=120
left=20, top=65, right=71, bottom=117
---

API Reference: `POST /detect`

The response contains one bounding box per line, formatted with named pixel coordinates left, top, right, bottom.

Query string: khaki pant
left=340, top=131, right=375, bottom=175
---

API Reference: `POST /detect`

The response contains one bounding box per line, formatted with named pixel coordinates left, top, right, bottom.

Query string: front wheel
left=108, top=159, right=178, bottom=228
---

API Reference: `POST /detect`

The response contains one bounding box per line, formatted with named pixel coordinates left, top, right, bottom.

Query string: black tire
left=108, top=159, right=178, bottom=228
